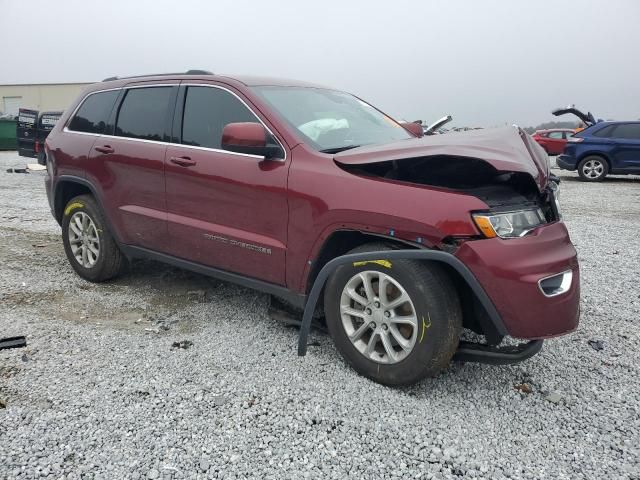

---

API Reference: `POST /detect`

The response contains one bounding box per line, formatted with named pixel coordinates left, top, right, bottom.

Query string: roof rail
left=102, top=70, right=214, bottom=82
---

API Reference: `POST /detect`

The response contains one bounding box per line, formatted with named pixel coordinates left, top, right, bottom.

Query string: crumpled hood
left=334, top=126, right=550, bottom=191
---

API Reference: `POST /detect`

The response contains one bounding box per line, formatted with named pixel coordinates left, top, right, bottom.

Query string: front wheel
left=577, top=156, right=608, bottom=181
left=323, top=243, right=462, bottom=386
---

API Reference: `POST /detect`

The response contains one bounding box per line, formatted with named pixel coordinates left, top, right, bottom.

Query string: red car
left=531, top=128, right=576, bottom=155
left=43, top=71, right=580, bottom=386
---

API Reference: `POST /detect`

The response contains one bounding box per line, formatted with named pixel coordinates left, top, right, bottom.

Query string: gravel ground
left=1, top=150, right=639, bottom=480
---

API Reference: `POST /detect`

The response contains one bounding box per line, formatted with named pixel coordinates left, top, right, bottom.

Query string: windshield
left=253, top=86, right=412, bottom=152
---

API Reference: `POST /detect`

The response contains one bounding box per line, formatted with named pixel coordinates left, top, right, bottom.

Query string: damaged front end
left=335, top=128, right=561, bottom=238
left=332, top=126, right=577, bottom=344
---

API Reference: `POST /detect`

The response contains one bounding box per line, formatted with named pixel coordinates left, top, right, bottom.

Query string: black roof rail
left=102, top=70, right=214, bottom=82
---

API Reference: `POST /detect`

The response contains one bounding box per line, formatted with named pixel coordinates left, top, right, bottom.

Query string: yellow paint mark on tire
left=419, top=313, right=432, bottom=343
left=64, top=202, right=84, bottom=216
left=352, top=260, right=392, bottom=269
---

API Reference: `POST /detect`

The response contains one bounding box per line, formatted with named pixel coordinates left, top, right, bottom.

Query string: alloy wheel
left=68, top=211, right=100, bottom=268
left=582, top=159, right=604, bottom=179
left=339, top=270, right=418, bottom=364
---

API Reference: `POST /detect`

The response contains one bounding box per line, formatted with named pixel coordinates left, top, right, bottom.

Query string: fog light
left=538, top=270, right=573, bottom=297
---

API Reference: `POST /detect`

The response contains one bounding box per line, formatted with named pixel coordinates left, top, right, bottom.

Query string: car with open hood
left=42, top=71, right=580, bottom=386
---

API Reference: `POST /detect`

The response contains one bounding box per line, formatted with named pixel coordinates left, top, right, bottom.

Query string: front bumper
left=455, top=221, right=580, bottom=339
left=556, top=154, right=577, bottom=171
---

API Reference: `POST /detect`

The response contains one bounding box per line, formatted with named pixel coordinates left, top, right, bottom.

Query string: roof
left=97, top=70, right=334, bottom=90
left=218, top=75, right=332, bottom=89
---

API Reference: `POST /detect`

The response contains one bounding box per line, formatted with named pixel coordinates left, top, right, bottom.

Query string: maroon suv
left=44, top=71, right=580, bottom=386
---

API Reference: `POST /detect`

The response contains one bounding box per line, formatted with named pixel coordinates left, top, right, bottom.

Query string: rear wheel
left=61, top=195, right=127, bottom=282
left=323, top=243, right=462, bottom=386
left=577, top=156, right=608, bottom=181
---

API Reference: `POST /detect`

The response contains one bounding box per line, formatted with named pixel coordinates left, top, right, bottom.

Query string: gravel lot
left=1, top=150, right=639, bottom=480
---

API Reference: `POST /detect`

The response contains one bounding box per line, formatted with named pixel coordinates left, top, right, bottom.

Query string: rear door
left=36, top=112, right=62, bottom=164
left=545, top=131, right=565, bottom=154
left=17, top=108, right=38, bottom=158
left=608, top=123, right=640, bottom=170
left=85, top=83, right=177, bottom=252
left=164, top=83, right=289, bottom=285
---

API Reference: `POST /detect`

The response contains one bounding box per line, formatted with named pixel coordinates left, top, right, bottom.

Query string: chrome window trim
left=63, top=128, right=264, bottom=160
left=181, top=83, right=286, bottom=162
left=64, top=87, right=121, bottom=133
left=64, top=83, right=286, bottom=162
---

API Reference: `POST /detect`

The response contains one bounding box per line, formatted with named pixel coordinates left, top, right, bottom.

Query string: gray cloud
left=2, top=0, right=638, bottom=126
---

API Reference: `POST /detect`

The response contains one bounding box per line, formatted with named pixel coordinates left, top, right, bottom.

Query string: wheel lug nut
left=384, top=311, right=390, bottom=318
left=382, top=324, right=388, bottom=331
left=369, top=322, right=376, bottom=329
left=374, top=301, right=380, bottom=308
left=365, top=308, right=372, bottom=315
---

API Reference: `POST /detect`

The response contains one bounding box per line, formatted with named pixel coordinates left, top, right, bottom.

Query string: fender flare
left=54, top=175, right=122, bottom=244
left=298, top=248, right=509, bottom=356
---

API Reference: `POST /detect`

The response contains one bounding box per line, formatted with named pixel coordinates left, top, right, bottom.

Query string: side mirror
left=400, top=121, right=424, bottom=138
left=221, top=122, right=283, bottom=159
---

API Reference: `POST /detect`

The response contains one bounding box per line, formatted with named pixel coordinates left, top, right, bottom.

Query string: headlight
left=473, top=208, right=546, bottom=239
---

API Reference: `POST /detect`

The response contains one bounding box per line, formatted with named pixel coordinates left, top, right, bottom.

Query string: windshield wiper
left=319, top=145, right=361, bottom=154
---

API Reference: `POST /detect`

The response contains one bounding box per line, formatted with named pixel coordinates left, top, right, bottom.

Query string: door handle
left=94, top=145, right=114, bottom=154
left=170, top=156, right=197, bottom=167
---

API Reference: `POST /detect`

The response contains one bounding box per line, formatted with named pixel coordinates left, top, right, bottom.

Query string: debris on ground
left=6, top=168, right=28, bottom=174
left=171, top=340, right=193, bottom=350
left=187, top=290, right=206, bottom=302
left=26, top=164, right=46, bottom=171
left=545, top=392, right=564, bottom=404
left=588, top=339, right=605, bottom=351
left=514, top=383, right=533, bottom=394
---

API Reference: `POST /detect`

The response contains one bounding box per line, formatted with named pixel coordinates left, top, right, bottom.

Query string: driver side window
left=181, top=86, right=259, bottom=149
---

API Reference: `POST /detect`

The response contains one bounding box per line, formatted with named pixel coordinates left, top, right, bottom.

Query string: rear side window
left=115, top=87, right=173, bottom=141
left=68, top=90, right=119, bottom=134
left=611, top=123, right=640, bottom=140
left=548, top=131, right=563, bottom=139
left=181, top=86, right=259, bottom=149
left=592, top=125, right=616, bottom=138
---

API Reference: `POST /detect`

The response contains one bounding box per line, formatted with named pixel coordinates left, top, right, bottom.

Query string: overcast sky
left=2, top=0, right=639, bottom=126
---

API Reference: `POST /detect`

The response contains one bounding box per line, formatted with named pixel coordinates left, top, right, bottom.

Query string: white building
left=0, top=83, right=92, bottom=115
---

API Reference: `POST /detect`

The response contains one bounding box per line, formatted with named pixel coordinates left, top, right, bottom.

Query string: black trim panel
left=121, top=245, right=306, bottom=308
left=453, top=340, right=543, bottom=365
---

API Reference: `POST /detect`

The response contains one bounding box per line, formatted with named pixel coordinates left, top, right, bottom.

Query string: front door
left=165, top=84, right=289, bottom=285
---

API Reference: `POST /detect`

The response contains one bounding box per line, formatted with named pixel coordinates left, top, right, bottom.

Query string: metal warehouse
left=0, top=83, right=91, bottom=116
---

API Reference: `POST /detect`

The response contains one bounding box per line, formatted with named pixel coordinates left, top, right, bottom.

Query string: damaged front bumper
left=455, top=221, right=580, bottom=339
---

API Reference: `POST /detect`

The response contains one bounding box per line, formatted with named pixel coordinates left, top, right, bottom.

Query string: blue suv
left=553, top=107, right=640, bottom=181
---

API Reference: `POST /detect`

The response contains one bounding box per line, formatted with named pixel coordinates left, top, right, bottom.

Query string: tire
left=577, top=156, right=608, bottom=181
left=323, top=243, right=462, bottom=386
left=61, top=194, right=127, bottom=282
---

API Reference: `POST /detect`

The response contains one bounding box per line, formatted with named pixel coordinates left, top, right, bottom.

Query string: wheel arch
left=53, top=176, right=121, bottom=244
left=577, top=151, right=612, bottom=170
left=305, top=230, right=420, bottom=294
left=307, top=230, right=505, bottom=344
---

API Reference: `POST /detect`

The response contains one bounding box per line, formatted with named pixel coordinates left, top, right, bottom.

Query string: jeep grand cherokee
left=43, top=70, right=580, bottom=386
